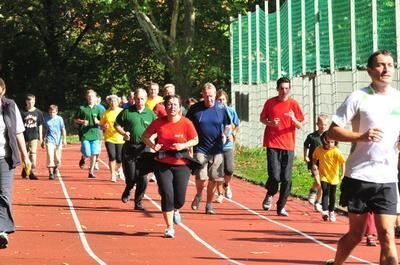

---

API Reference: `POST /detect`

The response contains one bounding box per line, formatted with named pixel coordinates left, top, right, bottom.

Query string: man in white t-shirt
left=326, top=50, right=400, bottom=265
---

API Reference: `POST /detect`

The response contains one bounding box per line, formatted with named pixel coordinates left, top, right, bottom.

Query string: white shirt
left=332, top=86, right=400, bottom=183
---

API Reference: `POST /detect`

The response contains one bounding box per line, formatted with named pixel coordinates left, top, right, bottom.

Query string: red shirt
left=145, top=116, right=198, bottom=165
left=259, top=97, right=304, bottom=150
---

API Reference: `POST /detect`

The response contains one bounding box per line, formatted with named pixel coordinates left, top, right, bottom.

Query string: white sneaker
left=308, top=192, right=316, bottom=205
left=94, top=161, right=99, bottom=170
left=149, top=173, right=157, bottom=183
left=314, top=202, right=323, bottom=213
left=118, top=167, right=125, bottom=180
left=224, top=185, right=233, bottom=199
left=54, top=168, right=61, bottom=178
left=111, top=173, right=117, bottom=182
left=215, top=194, right=224, bottom=203
left=329, top=211, right=336, bottom=222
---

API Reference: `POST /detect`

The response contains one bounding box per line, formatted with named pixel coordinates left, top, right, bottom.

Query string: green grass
left=66, top=135, right=80, bottom=144
left=234, top=145, right=313, bottom=199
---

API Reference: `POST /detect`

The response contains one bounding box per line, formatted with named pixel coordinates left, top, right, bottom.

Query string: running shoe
left=322, top=210, right=329, bottom=221
left=277, top=208, right=289, bottom=217
left=164, top=228, right=175, bottom=238
left=262, top=195, right=273, bottom=211
left=54, top=167, right=61, bottom=178
left=21, top=169, right=27, bottom=178
left=0, top=232, right=8, bottom=249
left=134, top=202, right=145, bottom=211
left=215, top=193, right=224, bottom=203
left=191, top=194, right=202, bottom=210
left=118, top=168, right=125, bottom=180
left=173, top=210, right=181, bottom=224
left=49, top=173, right=55, bottom=180
left=314, top=202, right=323, bottom=213
left=205, top=204, right=216, bottom=215
left=366, top=235, right=377, bottom=246
left=148, top=173, right=157, bottom=183
left=29, top=172, right=38, bottom=180
left=88, top=172, right=96, bottom=179
left=79, top=157, right=85, bottom=169
left=111, top=172, right=117, bottom=182
left=329, top=211, right=336, bottom=222
left=307, top=191, right=317, bottom=205
left=224, top=184, right=233, bottom=199
left=121, top=187, right=131, bottom=203
left=94, top=161, right=99, bottom=170
left=325, top=259, right=334, bottom=265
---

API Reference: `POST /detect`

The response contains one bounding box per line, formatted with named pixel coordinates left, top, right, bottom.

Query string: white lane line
left=58, top=176, right=107, bottom=265
left=225, top=197, right=377, bottom=265
left=144, top=194, right=245, bottom=265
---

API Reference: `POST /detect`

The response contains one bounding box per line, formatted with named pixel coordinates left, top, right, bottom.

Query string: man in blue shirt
left=186, top=83, right=230, bottom=214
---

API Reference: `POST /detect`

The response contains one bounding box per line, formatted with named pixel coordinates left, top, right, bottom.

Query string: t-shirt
left=44, top=115, right=65, bottom=145
left=260, top=97, right=304, bottom=150
left=145, top=96, right=163, bottom=110
left=100, top=107, right=124, bottom=144
left=186, top=101, right=230, bottom=155
left=224, top=106, right=240, bottom=150
left=145, top=116, right=198, bottom=165
left=20, top=108, right=44, bottom=141
left=304, top=130, right=323, bottom=162
left=313, top=146, right=345, bottom=185
left=115, top=106, right=156, bottom=144
left=153, top=103, right=167, bottom=118
left=75, top=105, right=102, bottom=141
left=332, top=86, right=400, bottom=183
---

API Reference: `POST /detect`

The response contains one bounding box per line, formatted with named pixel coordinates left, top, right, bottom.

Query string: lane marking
left=144, top=194, right=245, bottom=265
left=58, top=176, right=107, bottom=265
left=225, top=196, right=377, bottom=265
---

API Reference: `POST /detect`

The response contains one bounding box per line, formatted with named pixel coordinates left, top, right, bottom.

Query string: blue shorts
left=81, top=140, right=100, bottom=157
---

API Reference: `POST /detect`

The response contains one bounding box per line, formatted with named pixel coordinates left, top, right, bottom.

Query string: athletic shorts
left=81, top=140, right=100, bottom=157
left=339, top=176, right=397, bottom=215
left=193, top=153, right=224, bottom=181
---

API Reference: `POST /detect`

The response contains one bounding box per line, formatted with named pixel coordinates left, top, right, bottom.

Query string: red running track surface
left=1, top=144, right=391, bottom=264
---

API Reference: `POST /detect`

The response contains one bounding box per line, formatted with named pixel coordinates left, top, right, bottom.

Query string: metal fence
left=230, top=0, right=400, bottom=156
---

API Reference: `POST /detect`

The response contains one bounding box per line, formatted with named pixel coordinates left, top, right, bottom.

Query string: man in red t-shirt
left=259, top=77, right=304, bottom=217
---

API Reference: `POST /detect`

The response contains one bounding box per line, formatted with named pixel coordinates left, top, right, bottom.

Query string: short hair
left=86, top=89, right=97, bottom=97
left=106, top=94, right=121, bottom=104
left=276, top=77, right=291, bottom=88
left=164, top=94, right=182, bottom=107
left=49, top=104, right=58, bottom=111
left=367, top=49, right=394, bottom=68
left=317, top=113, right=329, bottom=123
left=148, top=82, right=159, bottom=90
left=25, top=93, right=35, bottom=100
left=216, top=89, right=229, bottom=100
left=320, top=131, right=338, bottom=148
left=163, top=83, right=175, bottom=90
left=202, top=82, right=216, bottom=92
left=134, top=88, right=147, bottom=97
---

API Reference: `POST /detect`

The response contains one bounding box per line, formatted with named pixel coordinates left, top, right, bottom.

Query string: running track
left=1, top=144, right=394, bottom=264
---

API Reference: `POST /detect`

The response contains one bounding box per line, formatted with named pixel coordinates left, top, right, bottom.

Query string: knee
left=377, top=228, right=395, bottom=246
left=346, top=230, right=365, bottom=245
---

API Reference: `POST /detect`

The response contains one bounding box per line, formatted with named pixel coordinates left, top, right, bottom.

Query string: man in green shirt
left=74, top=89, right=102, bottom=178
left=115, top=88, right=156, bottom=210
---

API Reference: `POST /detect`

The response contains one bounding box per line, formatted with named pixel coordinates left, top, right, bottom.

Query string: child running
left=312, top=131, right=345, bottom=222
left=41, top=105, right=67, bottom=179
left=303, top=113, right=329, bottom=211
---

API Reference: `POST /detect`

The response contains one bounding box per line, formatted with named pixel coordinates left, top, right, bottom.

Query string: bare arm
left=62, top=128, right=67, bottom=146
left=16, top=132, right=31, bottom=167
left=328, top=122, right=383, bottom=142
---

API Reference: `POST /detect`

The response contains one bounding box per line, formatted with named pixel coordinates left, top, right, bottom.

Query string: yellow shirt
left=100, top=107, right=124, bottom=144
left=312, top=146, right=345, bottom=185
left=145, top=95, right=163, bottom=110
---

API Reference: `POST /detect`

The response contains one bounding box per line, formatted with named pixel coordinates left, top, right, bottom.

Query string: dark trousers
left=265, top=148, right=294, bottom=211
left=321, top=181, right=337, bottom=212
left=122, top=143, right=148, bottom=204
left=155, top=162, right=190, bottom=212
left=0, top=158, right=15, bottom=233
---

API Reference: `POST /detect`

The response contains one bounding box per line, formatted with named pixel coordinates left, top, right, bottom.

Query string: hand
left=284, top=110, right=296, bottom=121
left=123, top=131, right=131, bottom=141
left=83, top=120, right=89, bottom=126
left=63, top=139, right=67, bottom=147
left=222, top=134, right=227, bottom=144
left=94, top=117, right=99, bottom=124
left=304, top=157, right=310, bottom=163
left=271, top=118, right=280, bottom=127
left=363, top=128, right=384, bottom=142
left=22, top=157, right=32, bottom=175
left=152, top=143, right=163, bottom=152
left=172, top=143, right=186, bottom=151
left=102, top=123, right=109, bottom=130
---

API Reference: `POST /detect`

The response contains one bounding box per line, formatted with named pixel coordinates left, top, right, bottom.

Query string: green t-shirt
left=75, top=105, right=102, bottom=141
left=115, top=106, right=156, bottom=144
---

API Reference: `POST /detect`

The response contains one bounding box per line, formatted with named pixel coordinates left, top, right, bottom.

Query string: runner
left=142, top=94, right=198, bottom=238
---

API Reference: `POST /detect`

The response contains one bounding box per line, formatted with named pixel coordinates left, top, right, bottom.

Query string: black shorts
left=339, top=177, right=397, bottom=215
